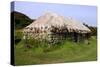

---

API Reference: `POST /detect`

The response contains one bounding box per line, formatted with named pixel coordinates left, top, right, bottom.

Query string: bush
left=14, top=30, right=23, bottom=44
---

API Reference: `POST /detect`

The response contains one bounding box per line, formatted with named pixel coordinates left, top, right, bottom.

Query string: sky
left=11, top=1, right=97, bottom=26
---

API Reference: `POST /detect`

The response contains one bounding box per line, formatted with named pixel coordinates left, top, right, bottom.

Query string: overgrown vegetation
left=83, top=23, right=97, bottom=36
left=14, top=31, right=97, bottom=65
left=14, top=30, right=23, bottom=44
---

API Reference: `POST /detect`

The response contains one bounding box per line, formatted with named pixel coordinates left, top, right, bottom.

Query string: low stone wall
left=23, top=31, right=67, bottom=45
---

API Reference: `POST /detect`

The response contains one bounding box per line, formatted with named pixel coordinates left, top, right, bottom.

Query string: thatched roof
left=23, top=12, right=91, bottom=33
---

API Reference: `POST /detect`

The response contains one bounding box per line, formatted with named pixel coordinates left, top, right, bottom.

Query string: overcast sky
left=12, top=1, right=97, bottom=26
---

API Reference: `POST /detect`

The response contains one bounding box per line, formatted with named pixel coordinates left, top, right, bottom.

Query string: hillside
left=11, top=11, right=35, bottom=29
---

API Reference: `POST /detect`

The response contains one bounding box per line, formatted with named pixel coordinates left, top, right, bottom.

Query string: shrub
left=14, top=30, right=23, bottom=44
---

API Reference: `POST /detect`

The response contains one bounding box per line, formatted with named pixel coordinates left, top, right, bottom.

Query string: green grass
left=14, top=36, right=97, bottom=65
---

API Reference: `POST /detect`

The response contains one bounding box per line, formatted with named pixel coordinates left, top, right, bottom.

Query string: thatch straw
left=23, top=12, right=91, bottom=34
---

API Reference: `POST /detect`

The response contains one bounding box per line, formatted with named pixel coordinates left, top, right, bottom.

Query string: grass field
left=14, top=35, right=97, bottom=65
